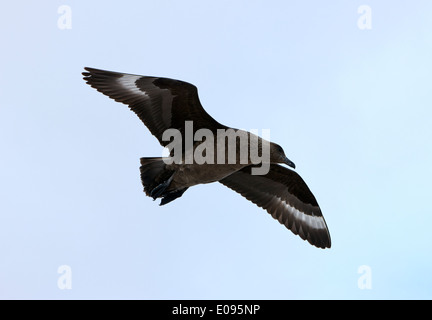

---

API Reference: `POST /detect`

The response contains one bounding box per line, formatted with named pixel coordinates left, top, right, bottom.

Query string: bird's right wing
left=82, top=67, right=226, bottom=146
left=219, top=164, right=331, bottom=249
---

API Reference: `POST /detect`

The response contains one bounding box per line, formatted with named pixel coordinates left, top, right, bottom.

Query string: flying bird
left=82, top=67, right=331, bottom=249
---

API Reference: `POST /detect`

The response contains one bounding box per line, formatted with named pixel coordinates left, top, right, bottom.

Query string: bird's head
left=270, top=143, right=296, bottom=169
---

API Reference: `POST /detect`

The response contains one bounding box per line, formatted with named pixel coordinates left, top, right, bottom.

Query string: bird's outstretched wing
left=82, top=67, right=226, bottom=146
left=219, top=164, right=331, bottom=249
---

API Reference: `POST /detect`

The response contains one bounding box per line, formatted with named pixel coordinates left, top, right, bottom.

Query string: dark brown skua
left=82, top=67, right=331, bottom=249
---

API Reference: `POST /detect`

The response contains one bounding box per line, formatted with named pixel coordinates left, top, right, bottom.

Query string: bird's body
left=82, top=67, right=331, bottom=249
left=167, top=162, right=247, bottom=187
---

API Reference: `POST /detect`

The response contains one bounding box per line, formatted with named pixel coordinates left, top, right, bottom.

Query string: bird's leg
left=160, top=188, right=188, bottom=206
left=150, top=173, right=174, bottom=199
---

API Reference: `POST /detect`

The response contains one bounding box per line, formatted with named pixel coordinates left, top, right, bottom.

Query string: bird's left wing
left=219, top=164, right=331, bottom=249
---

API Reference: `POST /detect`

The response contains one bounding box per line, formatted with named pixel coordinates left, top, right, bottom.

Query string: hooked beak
left=284, top=156, right=296, bottom=169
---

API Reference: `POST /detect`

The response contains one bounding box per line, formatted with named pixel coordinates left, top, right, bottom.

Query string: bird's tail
left=139, top=157, right=187, bottom=205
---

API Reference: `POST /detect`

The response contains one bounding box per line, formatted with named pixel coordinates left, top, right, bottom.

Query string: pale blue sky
left=1, top=1, right=432, bottom=299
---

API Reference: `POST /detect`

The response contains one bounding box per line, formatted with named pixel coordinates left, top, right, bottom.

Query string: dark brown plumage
left=82, top=67, right=331, bottom=249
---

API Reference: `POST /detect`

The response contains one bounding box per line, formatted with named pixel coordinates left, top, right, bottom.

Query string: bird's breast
left=167, top=163, right=247, bottom=189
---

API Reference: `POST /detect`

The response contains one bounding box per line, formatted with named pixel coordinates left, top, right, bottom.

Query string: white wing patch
left=278, top=197, right=327, bottom=231
left=118, top=74, right=148, bottom=96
